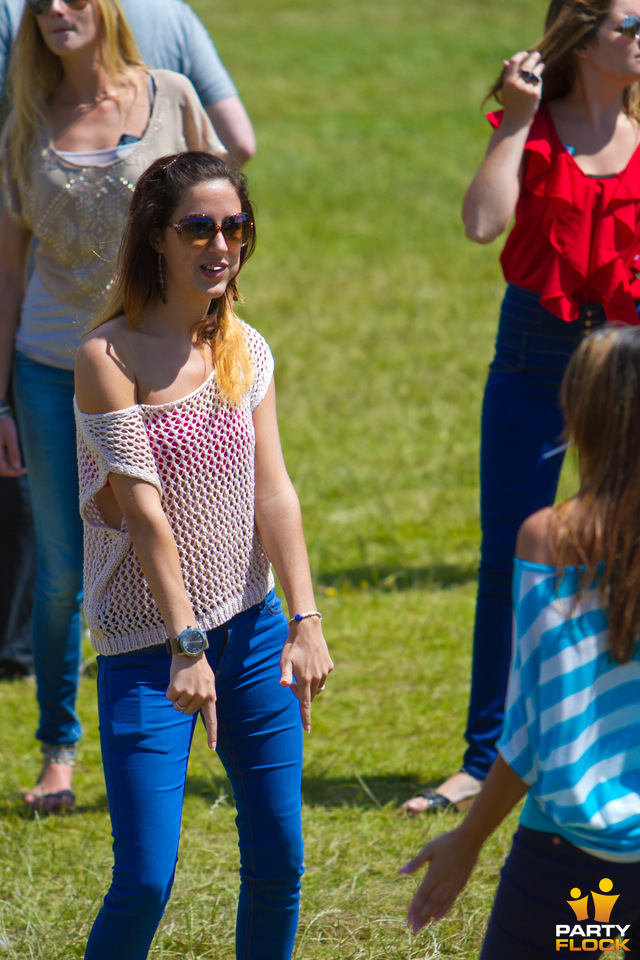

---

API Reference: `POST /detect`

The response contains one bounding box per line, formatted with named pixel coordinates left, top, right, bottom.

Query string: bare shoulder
left=75, top=316, right=137, bottom=414
left=515, top=507, right=555, bottom=566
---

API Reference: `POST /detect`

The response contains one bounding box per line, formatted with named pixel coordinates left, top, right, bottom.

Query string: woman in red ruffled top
left=404, top=0, right=640, bottom=815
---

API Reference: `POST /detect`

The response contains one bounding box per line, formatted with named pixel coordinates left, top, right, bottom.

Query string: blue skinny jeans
left=13, top=352, right=83, bottom=747
left=84, top=592, right=304, bottom=960
left=462, top=285, right=608, bottom=781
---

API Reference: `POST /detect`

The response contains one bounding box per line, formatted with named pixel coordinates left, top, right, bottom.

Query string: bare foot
left=401, top=771, right=482, bottom=814
left=24, top=762, right=74, bottom=805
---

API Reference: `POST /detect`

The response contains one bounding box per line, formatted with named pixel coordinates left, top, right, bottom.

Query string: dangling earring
left=157, top=252, right=167, bottom=304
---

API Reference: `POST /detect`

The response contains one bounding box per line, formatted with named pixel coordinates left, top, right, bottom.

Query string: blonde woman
left=0, top=0, right=224, bottom=811
left=75, top=151, right=333, bottom=960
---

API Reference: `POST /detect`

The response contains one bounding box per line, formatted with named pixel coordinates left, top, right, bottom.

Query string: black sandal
left=402, top=785, right=479, bottom=814
left=24, top=789, right=75, bottom=815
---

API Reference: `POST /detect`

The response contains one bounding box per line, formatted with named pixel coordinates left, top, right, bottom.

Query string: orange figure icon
left=592, top=878, right=619, bottom=923
left=567, top=887, right=590, bottom=922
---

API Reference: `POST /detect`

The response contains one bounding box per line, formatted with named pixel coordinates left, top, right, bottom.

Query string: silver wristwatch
left=165, top=626, right=209, bottom=657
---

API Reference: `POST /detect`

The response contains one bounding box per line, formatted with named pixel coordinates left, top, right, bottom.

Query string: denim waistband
left=502, top=284, right=607, bottom=341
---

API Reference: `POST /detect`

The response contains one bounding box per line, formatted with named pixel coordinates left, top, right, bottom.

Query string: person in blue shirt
left=401, top=326, right=640, bottom=958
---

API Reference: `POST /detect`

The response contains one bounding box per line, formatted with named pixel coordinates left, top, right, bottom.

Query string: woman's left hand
left=280, top=617, right=333, bottom=732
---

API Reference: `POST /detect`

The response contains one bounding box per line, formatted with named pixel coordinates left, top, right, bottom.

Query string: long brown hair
left=485, top=0, right=640, bottom=120
left=553, top=327, right=640, bottom=663
left=7, top=0, right=144, bottom=176
left=92, top=152, right=257, bottom=406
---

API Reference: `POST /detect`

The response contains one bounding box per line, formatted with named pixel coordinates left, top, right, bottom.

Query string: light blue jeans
left=13, top=352, right=83, bottom=747
left=85, top=592, right=304, bottom=960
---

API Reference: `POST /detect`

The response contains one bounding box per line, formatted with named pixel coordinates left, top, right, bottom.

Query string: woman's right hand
left=501, top=50, right=545, bottom=125
left=462, top=50, right=544, bottom=244
left=0, top=414, right=27, bottom=477
left=166, top=654, right=218, bottom=749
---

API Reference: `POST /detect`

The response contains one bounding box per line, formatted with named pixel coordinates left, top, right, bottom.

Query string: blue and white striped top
left=498, top=557, right=640, bottom=862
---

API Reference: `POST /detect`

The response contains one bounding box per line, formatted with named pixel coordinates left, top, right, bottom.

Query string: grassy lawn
left=0, top=0, right=602, bottom=957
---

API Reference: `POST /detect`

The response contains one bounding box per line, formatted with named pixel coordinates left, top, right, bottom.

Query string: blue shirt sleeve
left=121, top=0, right=237, bottom=106
left=173, top=3, right=238, bottom=104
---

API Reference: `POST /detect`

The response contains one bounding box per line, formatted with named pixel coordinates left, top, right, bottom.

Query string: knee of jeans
left=35, top=562, right=82, bottom=605
left=107, top=868, right=174, bottom=924
left=476, top=561, right=513, bottom=602
left=240, top=831, right=304, bottom=888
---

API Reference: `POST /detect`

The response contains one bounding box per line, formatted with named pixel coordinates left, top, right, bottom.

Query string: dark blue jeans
left=85, top=592, right=304, bottom=960
left=481, top=825, right=640, bottom=959
left=463, top=285, right=607, bottom=781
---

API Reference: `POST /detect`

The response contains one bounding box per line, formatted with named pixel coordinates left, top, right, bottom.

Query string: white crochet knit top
left=75, top=321, right=275, bottom=655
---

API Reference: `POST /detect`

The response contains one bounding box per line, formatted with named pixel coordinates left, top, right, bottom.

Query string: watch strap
left=165, top=627, right=209, bottom=656
left=165, top=634, right=184, bottom=655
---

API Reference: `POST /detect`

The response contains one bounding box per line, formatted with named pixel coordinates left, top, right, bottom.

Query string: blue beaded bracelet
left=288, top=610, right=322, bottom=624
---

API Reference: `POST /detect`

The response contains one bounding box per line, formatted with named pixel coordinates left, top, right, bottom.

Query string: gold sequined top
left=0, top=69, right=225, bottom=358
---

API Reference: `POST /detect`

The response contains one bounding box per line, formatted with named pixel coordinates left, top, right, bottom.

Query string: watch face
left=179, top=628, right=207, bottom=656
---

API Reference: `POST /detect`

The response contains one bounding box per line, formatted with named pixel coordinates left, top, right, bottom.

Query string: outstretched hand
left=166, top=654, right=218, bottom=749
left=280, top=618, right=333, bottom=733
left=399, top=829, right=481, bottom=933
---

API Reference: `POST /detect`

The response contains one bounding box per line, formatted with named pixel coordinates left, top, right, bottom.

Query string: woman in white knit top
left=74, top=151, right=333, bottom=960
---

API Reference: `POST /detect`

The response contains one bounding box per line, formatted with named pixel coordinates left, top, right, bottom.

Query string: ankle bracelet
left=41, top=743, right=78, bottom=767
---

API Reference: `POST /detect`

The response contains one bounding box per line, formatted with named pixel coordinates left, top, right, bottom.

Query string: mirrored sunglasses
left=168, top=213, right=254, bottom=248
left=616, top=14, right=640, bottom=39
left=28, top=0, right=89, bottom=13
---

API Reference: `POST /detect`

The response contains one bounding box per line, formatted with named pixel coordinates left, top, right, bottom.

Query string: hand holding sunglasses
left=167, top=213, right=254, bottom=248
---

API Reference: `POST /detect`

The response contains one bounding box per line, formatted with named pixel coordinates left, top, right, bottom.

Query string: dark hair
left=107, top=152, right=255, bottom=323
left=94, top=152, right=257, bottom=404
left=486, top=0, right=640, bottom=118
left=553, top=326, right=640, bottom=662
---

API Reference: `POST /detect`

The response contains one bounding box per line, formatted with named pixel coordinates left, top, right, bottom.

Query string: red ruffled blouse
left=489, top=105, right=640, bottom=325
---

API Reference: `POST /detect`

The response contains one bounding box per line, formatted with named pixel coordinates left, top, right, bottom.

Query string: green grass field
left=0, top=0, right=604, bottom=957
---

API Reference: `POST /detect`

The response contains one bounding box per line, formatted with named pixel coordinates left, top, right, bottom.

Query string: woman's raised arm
left=462, top=51, right=544, bottom=243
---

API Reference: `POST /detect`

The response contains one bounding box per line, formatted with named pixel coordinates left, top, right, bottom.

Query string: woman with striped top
left=401, top=326, right=640, bottom=958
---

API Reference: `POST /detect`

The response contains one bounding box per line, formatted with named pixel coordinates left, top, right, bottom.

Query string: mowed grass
left=0, top=1, right=600, bottom=957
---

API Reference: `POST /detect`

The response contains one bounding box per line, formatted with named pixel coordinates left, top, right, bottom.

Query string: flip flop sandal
left=405, top=786, right=478, bottom=814
left=24, top=789, right=75, bottom=815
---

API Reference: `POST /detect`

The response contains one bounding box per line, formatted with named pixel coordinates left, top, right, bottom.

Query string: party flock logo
left=556, top=878, right=630, bottom=952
